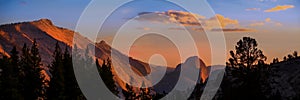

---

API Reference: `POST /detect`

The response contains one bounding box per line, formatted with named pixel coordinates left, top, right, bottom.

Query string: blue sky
left=0, top=0, right=90, bottom=29
left=1, top=0, right=299, bottom=29
left=208, top=0, right=300, bottom=26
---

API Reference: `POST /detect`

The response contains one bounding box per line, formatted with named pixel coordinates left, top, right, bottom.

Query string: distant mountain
left=153, top=56, right=210, bottom=93
left=0, top=19, right=210, bottom=93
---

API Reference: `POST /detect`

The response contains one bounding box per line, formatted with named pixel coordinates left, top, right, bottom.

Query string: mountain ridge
left=0, top=18, right=210, bottom=93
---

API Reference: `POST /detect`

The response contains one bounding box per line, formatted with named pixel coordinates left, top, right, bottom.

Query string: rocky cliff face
left=0, top=19, right=210, bottom=93
left=154, top=56, right=209, bottom=93
left=0, top=18, right=92, bottom=64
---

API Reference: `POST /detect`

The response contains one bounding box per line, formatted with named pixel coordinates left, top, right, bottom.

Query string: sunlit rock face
left=0, top=19, right=211, bottom=94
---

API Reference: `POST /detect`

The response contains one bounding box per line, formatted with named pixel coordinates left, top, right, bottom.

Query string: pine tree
left=225, top=37, right=269, bottom=99
left=288, top=54, right=293, bottom=60
left=0, top=53, right=9, bottom=99
left=10, top=46, right=20, bottom=69
left=283, top=56, right=287, bottom=61
left=30, top=39, right=46, bottom=99
left=19, top=43, right=30, bottom=98
left=63, top=45, right=85, bottom=99
left=21, top=39, right=45, bottom=99
left=272, top=58, right=279, bottom=64
left=138, top=82, right=151, bottom=100
left=122, top=83, right=137, bottom=100
left=228, top=37, right=267, bottom=69
left=71, top=44, right=87, bottom=98
left=47, top=43, right=85, bottom=100
left=0, top=53, right=3, bottom=99
left=47, top=41, right=65, bottom=100
left=9, top=46, right=23, bottom=99
left=293, top=51, right=298, bottom=58
left=97, top=58, right=119, bottom=96
left=0, top=46, right=23, bottom=99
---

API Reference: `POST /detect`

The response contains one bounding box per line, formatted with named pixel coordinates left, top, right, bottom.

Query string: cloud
left=191, top=27, right=205, bottom=32
left=137, top=27, right=151, bottom=31
left=264, top=5, right=295, bottom=12
left=250, top=22, right=265, bottom=26
left=246, top=8, right=261, bottom=11
left=168, top=27, right=185, bottom=31
left=258, top=0, right=277, bottom=2
left=206, top=14, right=239, bottom=29
left=135, top=12, right=171, bottom=24
left=275, top=22, right=282, bottom=26
left=136, top=10, right=205, bottom=26
left=164, top=10, right=205, bottom=26
left=168, top=27, right=205, bottom=32
left=211, top=28, right=255, bottom=32
left=136, top=10, right=251, bottom=32
left=265, top=18, right=271, bottom=22
left=249, top=18, right=283, bottom=27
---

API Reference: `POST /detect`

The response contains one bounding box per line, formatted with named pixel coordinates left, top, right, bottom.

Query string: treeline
left=1, top=37, right=299, bottom=100
left=0, top=39, right=46, bottom=99
left=0, top=39, right=87, bottom=100
left=272, top=51, right=298, bottom=63
left=0, top=39, right=157, bottom=100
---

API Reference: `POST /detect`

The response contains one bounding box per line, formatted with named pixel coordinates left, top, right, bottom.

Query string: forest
left=0, top=37, right=299, bottom=100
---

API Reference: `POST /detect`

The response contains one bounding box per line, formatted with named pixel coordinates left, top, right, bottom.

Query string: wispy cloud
left=137, top=27, right=151, bottom=31
left=274, top=22, right=282, bottom=26
left=245, top=8, right=261, bottom=11
left=264, top=5, right=295, bottom=12
left=258, top=0, right=277, bottom=2
left=265, top=18, right=271, bottom=22
left=249, top=18, right=283, bottom=27
left=168, top=27, right=185, bottom=31
left=191, top=27, right=205, bottom=32
left=208, top=14, right=239, bottom=28
left=211, top=28, right=255, bottom=32
left=250, top=22, right=265, bottom=27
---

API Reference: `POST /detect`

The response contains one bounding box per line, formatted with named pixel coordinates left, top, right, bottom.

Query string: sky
left=1, top=0, right=299, bottom=67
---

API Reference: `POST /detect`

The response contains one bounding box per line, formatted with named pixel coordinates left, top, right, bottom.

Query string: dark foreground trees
left=0, top=40, right=86, bottom=100
left=195, top=37, right=300, bottom=100
left=221, top=37, right=270, bottom=99
left=0, top=46, right=23, bottom=99
left=22, top=39, right=46, bottom=99
left=47, top=42, right=85, bottom=100
left=1, top=36, right=299, bottom=100
left=96, top=58, right=119, bottom=96
left=0, top=39, right=45, bottom=99
left=228, top=37, right=267, bottom=69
